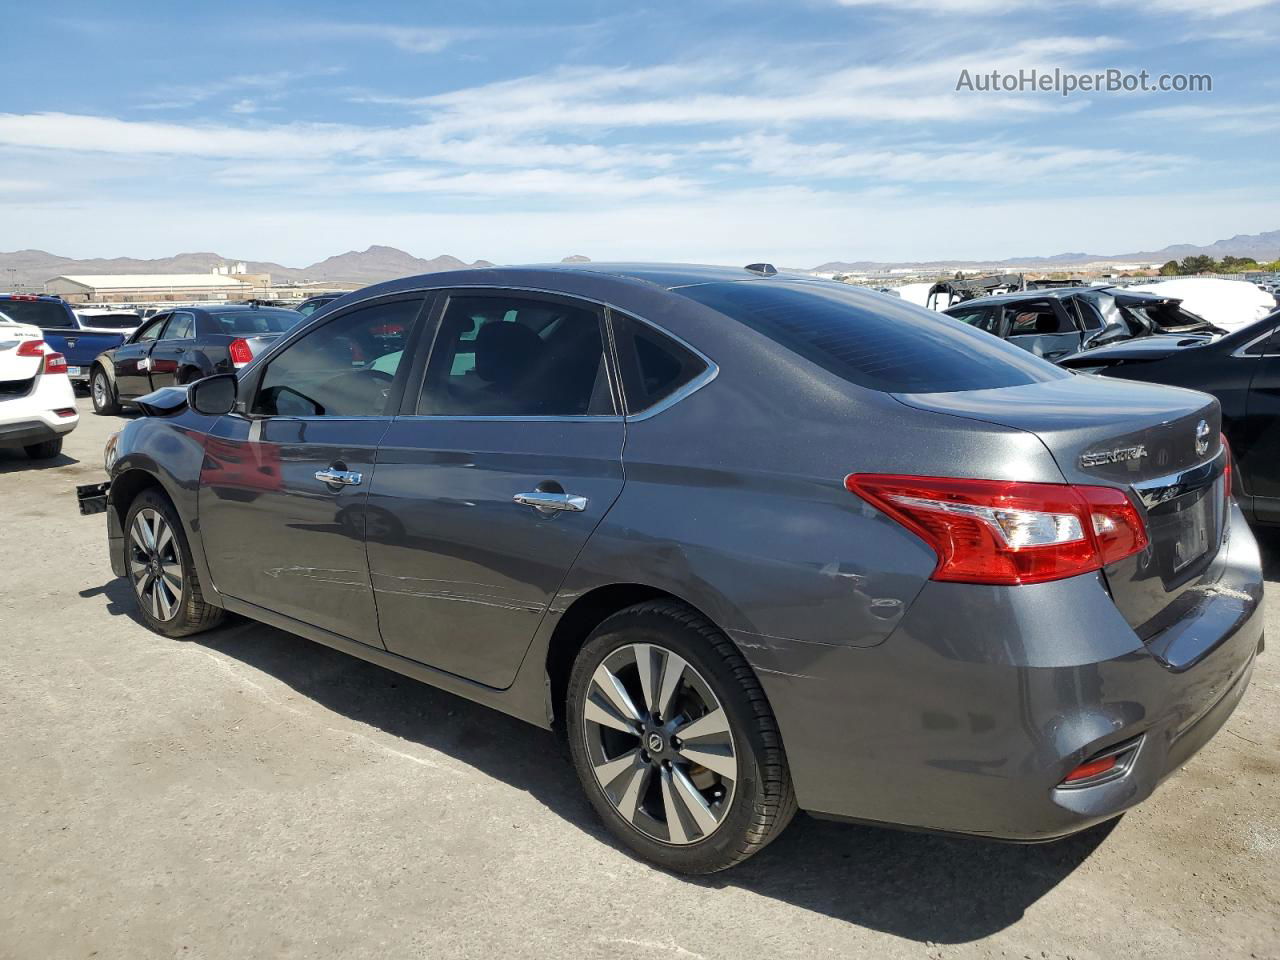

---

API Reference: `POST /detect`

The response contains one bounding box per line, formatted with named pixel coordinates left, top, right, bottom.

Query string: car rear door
left=1004, top=299, right=1083, bottom=361
left=145, top=311, right=196, bottom=388
left=1239, top=323, right=1280, bottom=523
left=365, top=289, right=625, bottom=688
left=113, top=314, right=168, bottom=399
left=196, top=293, right=429, bottom=646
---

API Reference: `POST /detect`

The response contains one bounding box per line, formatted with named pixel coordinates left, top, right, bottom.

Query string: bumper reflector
left=1062, top=755, right=1118, bottom=783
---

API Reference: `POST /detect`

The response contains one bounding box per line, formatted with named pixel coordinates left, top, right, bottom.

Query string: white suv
left=0, top=312, right=79, bottom=459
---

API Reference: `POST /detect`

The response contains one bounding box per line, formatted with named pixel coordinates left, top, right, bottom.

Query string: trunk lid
left=893, top=374, right=1228, bottom=643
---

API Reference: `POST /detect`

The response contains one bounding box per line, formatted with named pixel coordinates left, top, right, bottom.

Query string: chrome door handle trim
left=513, top=491, right=588, bottom=513
left=315, top=469, right=362, bottom=486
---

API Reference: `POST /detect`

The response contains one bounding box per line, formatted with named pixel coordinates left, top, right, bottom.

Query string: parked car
left=294, top=294, right=340, bottom=318
left=0, top=312, right=77, bottom=458
left=925, top=272, right=1024, bottom=310
left=80, top=264, right=1262, bottom=874
left=944, top=286, right=1222, bottom=362
left=1060, top=309, right=1280, bottom=526
left=0, top=294, right=129, bottom=389
left=89, top=304, right=305, bottom=415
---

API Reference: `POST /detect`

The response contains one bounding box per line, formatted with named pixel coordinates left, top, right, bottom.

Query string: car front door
left=113, top=314, right=168, bottom=399
left=365, top=290, right=626, bottom=688
left=147, top=311, right=196, bottom=388
left=196, top=293, right=429, bottom=645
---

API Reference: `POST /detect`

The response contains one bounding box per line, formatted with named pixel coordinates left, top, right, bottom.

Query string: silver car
left=83, top=264, right=1264, bottom=874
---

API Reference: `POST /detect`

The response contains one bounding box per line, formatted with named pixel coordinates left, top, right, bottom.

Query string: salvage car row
left=74, top=263, right=1268, bottom=875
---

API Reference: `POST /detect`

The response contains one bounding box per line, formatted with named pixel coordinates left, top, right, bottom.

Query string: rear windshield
left=678, top=281, right=1066, bottom=393
left=208, top=309, right=304, bottom=335
left=0, top=298, right=75, bottom=328
left=76, top=313, right=139, bottom=329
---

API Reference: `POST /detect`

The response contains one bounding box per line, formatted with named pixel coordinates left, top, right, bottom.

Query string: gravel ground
left=1, top=398, right=1277, bottom=960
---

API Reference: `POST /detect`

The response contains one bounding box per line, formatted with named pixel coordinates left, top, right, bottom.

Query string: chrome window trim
left=1130, top=446, right=1225, bottom=510
left=381, top=282, right=719, bottom=425
left=1229, top=326, right=1280, bottom=358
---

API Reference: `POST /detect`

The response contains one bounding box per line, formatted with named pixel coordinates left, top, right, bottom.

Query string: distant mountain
left=810, top=229, right=1280, bottom=274
left=0, top=245, right=494, bottom=289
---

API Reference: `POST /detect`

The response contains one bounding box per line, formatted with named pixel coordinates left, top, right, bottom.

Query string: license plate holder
left=1171, top=495, right=1211, bottom=573
left=66, top=366, right=82, bottom=376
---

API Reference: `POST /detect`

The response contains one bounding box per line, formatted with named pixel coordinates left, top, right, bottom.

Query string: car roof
left=185, top=304, right=299, bottom=314
left=389, top=262, right=803, bottom=292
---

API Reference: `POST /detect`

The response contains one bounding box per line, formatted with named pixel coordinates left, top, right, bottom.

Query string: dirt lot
left=1, top=398, right=1277, bottom=960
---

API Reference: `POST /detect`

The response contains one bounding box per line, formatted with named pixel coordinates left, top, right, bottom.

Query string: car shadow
left=80, top=575, right=1112, bottom=943
left=0, top=449, right=79, bottom=473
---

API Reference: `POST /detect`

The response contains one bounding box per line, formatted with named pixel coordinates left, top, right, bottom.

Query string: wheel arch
left=543, top=583, right=742, bottom=732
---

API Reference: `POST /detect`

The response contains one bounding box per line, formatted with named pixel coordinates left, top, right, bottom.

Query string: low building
left=44, top=273, right=253, bottom=303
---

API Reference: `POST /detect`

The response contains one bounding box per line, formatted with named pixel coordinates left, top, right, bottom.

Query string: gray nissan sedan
left=82, top=264, right=1264, bottom=874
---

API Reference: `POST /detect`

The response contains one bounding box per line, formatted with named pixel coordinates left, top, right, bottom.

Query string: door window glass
left=947, top=307, right=999, bottom=334
left=252, top=298, right=421, bottom=417
left=1007, top=303, right=1072, bottom=336
left=417, top=294, right=613, bottom=417
left=133, top=316, right=168, bottom=342
left=162, top=312, right=195, bottom=340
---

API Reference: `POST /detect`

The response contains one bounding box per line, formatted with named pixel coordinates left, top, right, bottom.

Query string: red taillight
left=845, top=474, right=1149, bottom=586
left=1062, top=755, right=1118, bottom=783
left=7, top=294, right=39, bottom=301
left=54, top=407, right=77, bottom=418
left=228, top=338, right=254, bottom=368
left=16, top=339, right=46, bottom=357
left=43, top=351, right=68, bottom=375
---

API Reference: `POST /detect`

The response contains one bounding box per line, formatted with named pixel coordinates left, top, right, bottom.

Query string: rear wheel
left=124, top=489, right=224, bottom=638
left=91, top=368, right=120, bottom=415
left=23, top=437, right=63, bottom=459
left=566, top=601, right=797, bottom=874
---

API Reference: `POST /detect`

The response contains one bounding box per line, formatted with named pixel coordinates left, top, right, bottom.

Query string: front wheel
left=566, top=601, right=797, bottom=874
left=91, top=368, right=120, bottom=415
left=124, top=489, right=224, bottom=638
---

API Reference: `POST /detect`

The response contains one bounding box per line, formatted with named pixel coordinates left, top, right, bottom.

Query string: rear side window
left=947, top=306, right=1000, bottom=334
left=1007, top=302, right=1072, bottom=336
left=163, top=312, right=195, bottom=340
left=679, top=281, right=1066, bottom=393
left=417, top=294, right=613, bottom=417
left=610, top=311, right=707, bottom=412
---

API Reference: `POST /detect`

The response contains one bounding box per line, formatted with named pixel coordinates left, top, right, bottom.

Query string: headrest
left=474, top=321, right=542, bottom=386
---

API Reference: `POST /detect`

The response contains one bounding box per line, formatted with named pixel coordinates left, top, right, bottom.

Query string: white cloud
left=835, top=0, right=1277, bottom=15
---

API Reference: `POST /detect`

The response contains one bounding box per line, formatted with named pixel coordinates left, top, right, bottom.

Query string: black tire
left=91, top=367, right=121, bottom=415
left=566, top=600, right=797, bottom=874
left=123, top=488, right=224, bottom=638
left=23, top=437, right=63, bottom=459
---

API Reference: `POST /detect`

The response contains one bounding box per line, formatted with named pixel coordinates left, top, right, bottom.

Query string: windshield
left=0, top=298, right=75, bottom=328
left=209, top=309, right=306, bottom=335
left=679, top=281, right=1066, bottom=393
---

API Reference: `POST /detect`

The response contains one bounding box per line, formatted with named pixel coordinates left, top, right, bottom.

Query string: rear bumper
left=741, top=502, right=1264, bottom=840
left=0, top=414, right=77, bottom=447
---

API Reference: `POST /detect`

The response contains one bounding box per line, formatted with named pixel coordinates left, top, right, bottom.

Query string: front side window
left=947, top=306, right=1000, bottom=334
left=417, top=294, right=613, bottom=417
left=133, top=316, right=168, bottom=343
left=252, top=298, right=422, bottom=417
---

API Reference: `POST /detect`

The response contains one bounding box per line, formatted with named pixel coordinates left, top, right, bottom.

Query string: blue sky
left=2, top=0, right=1278, bottom=266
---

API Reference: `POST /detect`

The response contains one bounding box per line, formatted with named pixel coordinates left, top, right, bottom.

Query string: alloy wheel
left=128, top=508, right=184, bottom=621
left=581, top=643, right=737, bottom=845
left=93, top=374, right=107, bottom=408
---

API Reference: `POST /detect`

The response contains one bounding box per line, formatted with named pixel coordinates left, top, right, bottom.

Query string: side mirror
left=188, top=374, right=238, bottom=416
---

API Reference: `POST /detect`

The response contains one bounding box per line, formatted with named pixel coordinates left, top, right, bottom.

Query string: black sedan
left=90, top=305, right=304, bottom=415
left=945, top=285, right=1221, bottom=362
left=1060, top=311, right=1280, bottom=526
